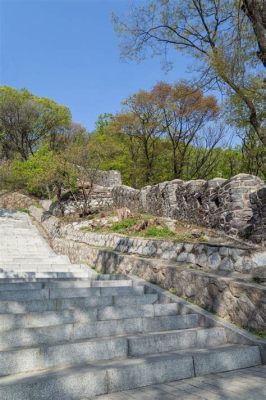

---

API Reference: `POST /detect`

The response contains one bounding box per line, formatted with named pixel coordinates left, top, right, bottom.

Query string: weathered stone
left=208, top=253, right=221, bottom=270
left=112, top=174, right=266, bottom=243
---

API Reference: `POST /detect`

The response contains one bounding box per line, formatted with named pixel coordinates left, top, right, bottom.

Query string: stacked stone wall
left=0, top=191, right=37, bottom=209
left=112, top=174, right=266, bottom=243
left=94, top=170, right=121, bottom=188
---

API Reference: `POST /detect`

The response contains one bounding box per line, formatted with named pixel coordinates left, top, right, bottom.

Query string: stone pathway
left=0, top=209, right=265, bottom=399
left=95, top=365, right=266, bottom=400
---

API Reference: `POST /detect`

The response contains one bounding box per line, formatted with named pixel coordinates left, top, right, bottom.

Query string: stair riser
left=128, top=327, right=227, bottom=356
left=0, top=294, right=158, bottom=314
left=0, top=280, right=132, bottom=291
left=98, top=303, right=178, bottom=320
left=0, top=273, right=91, bottom=279
left=0, top=346, right=260, bottom=397
left=194, top=346, right=262, bottom=375
left=0, top=368, right=107, bottom=400
left=0, top=304, right=179, bottom=331
left=0, top=286, right=144, bottom=301
left=1, top=329, right=228, bottom=375
left=0, top=315, right=199, bottom=349
left=0, top=309, right=97, bottom=331
left=0, top=356, right=195, bottom=400
left=0, top=338, right=128, bottom=376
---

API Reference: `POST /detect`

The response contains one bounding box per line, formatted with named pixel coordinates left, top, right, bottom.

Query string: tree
left=10, top=144, right=77, bottom=201
left=113, top=0, right=266, bottom=147
left=116, top=90, right=163, bottom=184
left=241, top=0, right=266, bottom=68
left=151, top=81, right=220, bottom=178
left=0, top=86, right=71, bottom=160
left=49, top=122, right=88, bottom=152
left=63, top=138, right=102, bottom=216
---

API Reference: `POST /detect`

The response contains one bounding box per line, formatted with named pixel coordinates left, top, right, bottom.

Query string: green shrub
left=143, top=226, right=175, bottom=238
left=111, top=218, right=138, bottom=232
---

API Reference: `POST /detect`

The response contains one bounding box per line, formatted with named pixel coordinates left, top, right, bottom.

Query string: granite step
left=0, top=327, right=228, bottom=376
left=0, top=303, right=178, bottom=331
left=0, top=285, right=144, bottom=302
left=0, top=272, right=93, bottom=280
left=0, top=293, right=158, bottom=314
left=0, top=279, right=132, bottom=291
left=0, top=314, right=199, bottom=350
left=0, top=345, right=261, bottom=399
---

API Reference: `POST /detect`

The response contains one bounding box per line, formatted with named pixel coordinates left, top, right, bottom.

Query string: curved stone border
left=35, top=213, right=266, bottom=275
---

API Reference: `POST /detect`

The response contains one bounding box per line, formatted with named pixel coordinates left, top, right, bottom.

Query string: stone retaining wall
left=0, top=191, right=37, bottom=209
left=55, top=226, right=266, bottom=275
left=30, top=207, right=266, bottom=332
left=51, top=236, right=266, bottom=332
left=112, top=174, right=266, bottom=243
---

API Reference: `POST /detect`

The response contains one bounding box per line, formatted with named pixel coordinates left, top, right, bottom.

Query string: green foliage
left=143, top=226, right=175, bottom=238
left=246, top=328, right=266, bottom=340
left=18, top=208, right=29, bottom=214
left=111, top=218, right=138, bottom=232
left=10, top=144, right=77, bottom=198
left=0, top=86, right=71, bottom=160
left=169, top=288, right=177, bottom=295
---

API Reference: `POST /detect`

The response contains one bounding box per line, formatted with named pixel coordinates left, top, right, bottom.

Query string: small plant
left=143, top=225, right=175, bottom=238
left=79, top=224, right=102, bottom=233
left=169, top=288, right=177, bottom=295
left=111, top=218, right=138, bottom=233
left=18, top=208, right=29, bottom=214
left=246, top=327, right=266, bottom=340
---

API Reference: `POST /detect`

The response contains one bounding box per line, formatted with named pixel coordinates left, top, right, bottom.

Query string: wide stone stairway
left=0, top=209, right=263, bottom=399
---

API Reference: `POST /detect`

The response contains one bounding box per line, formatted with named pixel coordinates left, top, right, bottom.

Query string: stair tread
left=0, top=326, right=219, bottom=352
left=0, top=344, right=260, bottom=385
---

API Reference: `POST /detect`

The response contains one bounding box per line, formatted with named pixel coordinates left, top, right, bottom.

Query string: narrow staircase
left=0, top=209, right=262, bottom=399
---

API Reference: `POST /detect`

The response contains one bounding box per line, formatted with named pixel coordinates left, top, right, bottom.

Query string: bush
left=111, top=218, right=138, bottom=232
left=9, top=144, right=77, bottom=198
left=143, top=226, right=175, bottom=238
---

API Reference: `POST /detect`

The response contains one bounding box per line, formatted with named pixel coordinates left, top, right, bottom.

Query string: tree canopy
left=0, top=86, right=71, bottom=160
left=113, top=0, right=266, bottom=147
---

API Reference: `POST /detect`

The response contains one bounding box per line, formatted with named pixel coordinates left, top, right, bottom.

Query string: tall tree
left=113, top=0, right=266, bottom=146
left=116, top=90, right=163, bottom=184
left=241, top=0, right=266, bottom=68
left=0, top=86, right=71, bottom=160
left=151, top=82, right=220, bottom=178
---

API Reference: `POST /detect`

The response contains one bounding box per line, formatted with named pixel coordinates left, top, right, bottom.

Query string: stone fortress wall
left=94, top=170, right=122, bottom=188
left=112, top=174, right=266, bottom=244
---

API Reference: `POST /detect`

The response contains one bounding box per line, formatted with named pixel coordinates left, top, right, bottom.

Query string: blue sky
left=1, top=0, right=199, bottom=131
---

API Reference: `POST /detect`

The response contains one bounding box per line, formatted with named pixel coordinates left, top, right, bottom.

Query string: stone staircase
left=0, top=209, right=263, bottom=399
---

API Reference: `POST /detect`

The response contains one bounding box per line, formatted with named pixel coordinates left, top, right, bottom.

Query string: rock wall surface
left=0, top=191, right=37, bottom=209
left=53, top=226, right=265, bottom=275
left=29, top=207, right=266, bottom=332
left=112, top=174, right=266, bottom=243
left=94, top=170, right=122, bottom=188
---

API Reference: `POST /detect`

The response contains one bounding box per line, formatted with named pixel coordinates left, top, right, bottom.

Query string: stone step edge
left=0, top=294, right=158, bottom=315
left=0, top=287, right=143, bottom=302
left=0, top=280, right=133, bottom=291
left=0, top=313, right=199, bottom=337
left=0, top=324, right=210, bottom=353
left=0, top=345, right=261, bottom=398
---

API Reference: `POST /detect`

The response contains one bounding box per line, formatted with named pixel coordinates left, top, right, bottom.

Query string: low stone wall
left=55, top=226, right=266, bottom=275
left=30, top=207, right=266, bottom=332
left=112, top=174, right=266, bottom=243
left=50, top=237, right=266, bottom=332
left=0, top=191, right=37, bottom=209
